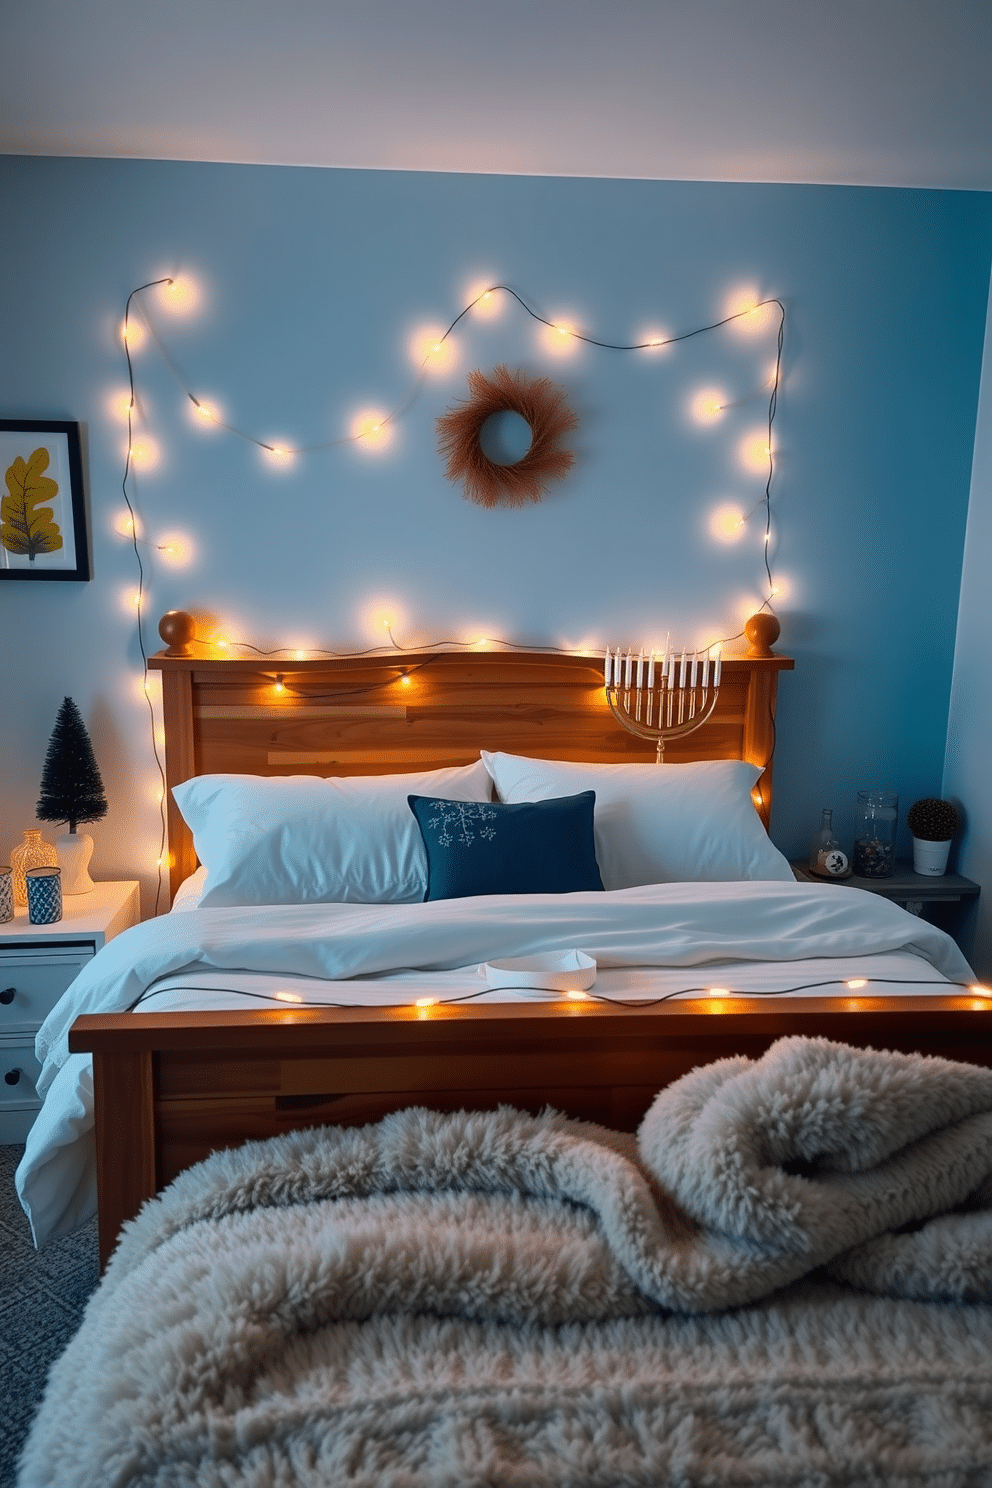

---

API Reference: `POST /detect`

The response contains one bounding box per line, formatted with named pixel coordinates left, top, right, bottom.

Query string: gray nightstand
left=791, top=860, right=979, bottom=945
left=0, top=880, right=139, bottom=1142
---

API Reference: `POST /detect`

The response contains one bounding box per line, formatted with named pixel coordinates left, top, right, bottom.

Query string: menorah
left=603, top=647, right=721, bottom=762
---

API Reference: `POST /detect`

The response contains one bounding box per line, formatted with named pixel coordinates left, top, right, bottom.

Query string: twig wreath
left=436, top=364, right=579, bottom=508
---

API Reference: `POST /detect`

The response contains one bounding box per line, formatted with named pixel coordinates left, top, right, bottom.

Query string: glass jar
left=808, top=808, right=849, bottom=877
left=853, top=791, right=898, bottom=878
left=9, top=828, right=59, bottom=908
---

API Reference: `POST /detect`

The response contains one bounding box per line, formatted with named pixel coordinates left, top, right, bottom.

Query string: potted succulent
left=906, top=797, right=960, bottom=877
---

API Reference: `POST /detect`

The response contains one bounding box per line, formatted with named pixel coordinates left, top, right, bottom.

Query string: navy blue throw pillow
left=408, top=791, right=605, bottom=901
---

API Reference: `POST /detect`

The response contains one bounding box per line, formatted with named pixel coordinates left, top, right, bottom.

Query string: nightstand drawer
left=0, top=1036, right=42, bottom=1107
left=0, top=946, right=94, bottom=1033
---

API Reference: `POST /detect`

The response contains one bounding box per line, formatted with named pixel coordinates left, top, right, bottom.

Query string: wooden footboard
left=70, top=995, right=992, bottom=1270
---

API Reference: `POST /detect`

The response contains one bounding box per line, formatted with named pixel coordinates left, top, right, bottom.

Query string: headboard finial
left=744, top=611, right=781, bottom=658
left=159, top=610, right=196, bottom=657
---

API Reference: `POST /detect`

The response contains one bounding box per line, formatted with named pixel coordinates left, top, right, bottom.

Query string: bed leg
left=92, top=1049, right=157, bottom=1272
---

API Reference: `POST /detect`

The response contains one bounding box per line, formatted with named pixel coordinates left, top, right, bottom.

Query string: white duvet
left=16, top=881, right=975, bottom=1247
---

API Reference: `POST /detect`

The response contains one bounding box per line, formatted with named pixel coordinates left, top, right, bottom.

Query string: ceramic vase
left=56, top=829, right=95, bottom=894
left=9, top=829, right=59, bottom=908
left=913, top=837, right=951, bottom=876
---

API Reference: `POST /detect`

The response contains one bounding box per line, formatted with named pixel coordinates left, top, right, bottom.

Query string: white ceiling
left=3, top=0, right=991, bottom=189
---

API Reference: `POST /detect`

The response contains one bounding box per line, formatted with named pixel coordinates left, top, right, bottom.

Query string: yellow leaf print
left=2, top=447, right=63, bottom=561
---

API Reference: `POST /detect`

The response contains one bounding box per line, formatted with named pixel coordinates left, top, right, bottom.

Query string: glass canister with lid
left=853, top=791, right=898, bottom=878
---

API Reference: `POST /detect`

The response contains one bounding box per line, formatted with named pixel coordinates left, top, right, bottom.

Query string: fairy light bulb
left=690, top=389, right=726, bottom=425
left=264, top=444, right=294, bottom=466
left=158, top=276, right=199, bottom=314
left=351, top=409, right=391, bottom=448
left=725, top=288, right=773, bottom=335
left=274, top=990, right=303, bottom=1003
left=709, top=505, right=746, bottom=543
left=121, top=317, right=146, bottom=351
left=109, top=390, right=135, bottom=423
left=542, top=318, right=579, bottom=357
left=273, top=675, right=285, bottom=694
left=740, top=432, right=772, bottom=473
left=464, top=280, right=502, bottom=319
left=410, top=326, right=456, bottom=373
left=846, top=979, right=868, bottom=990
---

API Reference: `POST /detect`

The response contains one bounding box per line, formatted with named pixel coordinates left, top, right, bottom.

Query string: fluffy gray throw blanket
left=20, top=1038, right=992, bottom=1487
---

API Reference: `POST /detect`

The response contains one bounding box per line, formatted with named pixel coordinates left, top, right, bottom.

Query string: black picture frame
left=0, top=419, right=90, bottom=581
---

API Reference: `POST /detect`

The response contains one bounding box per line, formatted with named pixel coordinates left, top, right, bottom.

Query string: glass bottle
left=808, top=809, right=848, bottom=877
left=853, top=791, right=898, bottom=878
left=9, top=828, right=59, bottom=908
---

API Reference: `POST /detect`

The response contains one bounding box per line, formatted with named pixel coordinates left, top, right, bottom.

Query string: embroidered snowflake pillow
left=407, top=791, right=604, bottom=901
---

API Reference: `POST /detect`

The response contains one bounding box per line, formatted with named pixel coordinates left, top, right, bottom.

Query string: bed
left=16, top=610, right=991, bottom=1262
left=16, top=611, right=992, bottom=1486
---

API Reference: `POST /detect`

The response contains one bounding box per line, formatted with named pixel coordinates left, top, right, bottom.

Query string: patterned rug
left=0, top=1145, right=98, bottom=1488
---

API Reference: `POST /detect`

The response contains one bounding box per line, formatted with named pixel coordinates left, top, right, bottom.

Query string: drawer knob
left=0, top=987, right=15, bottom=1005
left=4, top=1068, right=21, bottom=1086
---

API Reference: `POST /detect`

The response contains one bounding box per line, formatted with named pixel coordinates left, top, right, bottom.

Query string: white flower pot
left=912, top=837, right=951, bottom=876
left=56, top=830, right=95, bottom=894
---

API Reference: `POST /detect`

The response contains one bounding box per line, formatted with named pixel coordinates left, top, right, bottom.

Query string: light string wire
left=121, top=281, right=784, bottom=891
left=125, top=974, right=992, bottom=1015
left=123, top=280, right=785, bottom=655
left=122, top=279, right=172, bottom=917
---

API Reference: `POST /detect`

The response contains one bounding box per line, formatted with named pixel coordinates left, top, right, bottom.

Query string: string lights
left=117, top=275, right=786, bottom=898
left=125, top=975, right=992, bottom=1014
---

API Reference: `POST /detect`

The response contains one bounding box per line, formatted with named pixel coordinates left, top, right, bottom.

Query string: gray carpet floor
left=0, top=1145, right=99, bottom=1488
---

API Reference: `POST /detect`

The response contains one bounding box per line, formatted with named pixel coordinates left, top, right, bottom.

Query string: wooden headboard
left=149, top=610, right=794, bottom=900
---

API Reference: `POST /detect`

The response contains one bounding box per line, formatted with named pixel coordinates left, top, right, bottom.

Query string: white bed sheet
left=17, top=880, right=976, bottom=1247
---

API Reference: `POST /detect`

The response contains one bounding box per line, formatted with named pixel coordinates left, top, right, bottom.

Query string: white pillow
left=481, top=753, right=793, bottom=888
left=173, top=762, right=493, bottom=908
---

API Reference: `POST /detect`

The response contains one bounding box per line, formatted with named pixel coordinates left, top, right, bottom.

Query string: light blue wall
left=944, top=263, right=992, bottom=975
left=1, top=156, right=989, bottom=911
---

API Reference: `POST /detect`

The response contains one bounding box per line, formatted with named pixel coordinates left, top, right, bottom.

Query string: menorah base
left=605, top=683, right=720, bottom=760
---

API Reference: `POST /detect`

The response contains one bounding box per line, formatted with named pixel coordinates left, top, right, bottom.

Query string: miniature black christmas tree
left=36, top=697, right=108, bottom=834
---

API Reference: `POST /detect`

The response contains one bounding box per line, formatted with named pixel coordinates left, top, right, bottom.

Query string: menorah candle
left=604, top=648, right=611, bottom=686
left=668, top=651, right=676, bottom=686
left=690, top=651, right=698, bottom=687
left=625, top=651, right=632, bottom=687
left=647, top=651, right=655, bottom=688
left=713, top=646, right=722, bottom=686
left=636, top=650, right=644, bottom=688
left=679, top=649, right=687, bottom=687
left=701, top=652, right=710, bottom=687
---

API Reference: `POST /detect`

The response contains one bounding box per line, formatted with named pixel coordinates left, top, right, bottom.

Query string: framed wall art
left=1, top=419, right=90, bottom=581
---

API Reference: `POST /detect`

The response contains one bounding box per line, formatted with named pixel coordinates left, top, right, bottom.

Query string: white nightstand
left=0, top=880, right=139, bottom=1143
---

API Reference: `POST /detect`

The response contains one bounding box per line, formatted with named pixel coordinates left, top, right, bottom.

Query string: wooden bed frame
left=68, top=611, right=992, bottom=1269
